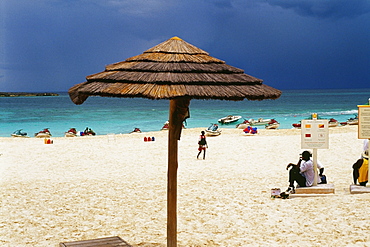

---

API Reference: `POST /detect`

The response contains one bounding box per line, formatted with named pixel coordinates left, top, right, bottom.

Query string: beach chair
left=59, top=236, right=132, bottom=247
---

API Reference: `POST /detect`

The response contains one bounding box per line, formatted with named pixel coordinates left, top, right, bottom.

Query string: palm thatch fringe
left=69, top=36, right=281, bottom=104
left=69, top=81, right=280, bottom=104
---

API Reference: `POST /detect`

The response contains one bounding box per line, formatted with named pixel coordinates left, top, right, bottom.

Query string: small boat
left=161, top=121, right=186, bottom=130
left=328, top=118, right=339, bottom=127
left=11, top=129, right=28, bottom=137
left=236, top=119, right=250, bottom=129
left=130, top=127, right=142, bottom=133
left=82, top=127, right=96, bottom=136
left=35, top=128, right=52, bottom=138
left=248, top=118, right=272, bottom=126
left=293, top=118, right=339, bottom=128
left=218, top=115, right=242, bottom=124
left=65, top=128, right=77, bottom=137
left=347, top=115, right=358, bottom=125
left=205, top=123, right=222, bottom=136
left=161, top=121, right=169, bottom=130
left=265, top=119, right=280, bottom=129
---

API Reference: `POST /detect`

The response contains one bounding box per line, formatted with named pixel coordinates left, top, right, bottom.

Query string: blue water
left=1, top=89, right=369, bottom=137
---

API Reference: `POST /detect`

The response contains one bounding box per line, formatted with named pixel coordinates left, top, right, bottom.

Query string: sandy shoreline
left=1, top=125, right=370, bottom=246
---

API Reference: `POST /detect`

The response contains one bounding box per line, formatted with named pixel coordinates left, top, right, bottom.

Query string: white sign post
left=358, top=104, right=370, bottom=180
left=301, top=113, right=329, bottom=186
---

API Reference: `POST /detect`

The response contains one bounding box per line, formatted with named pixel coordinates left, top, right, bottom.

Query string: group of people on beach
left=285, top=143, right=368, bottom=194
left=196, top=131, right=369, bottom=191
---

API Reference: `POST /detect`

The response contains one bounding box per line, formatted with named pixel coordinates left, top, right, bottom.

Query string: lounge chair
left=59, top=236, right=132, bottom=247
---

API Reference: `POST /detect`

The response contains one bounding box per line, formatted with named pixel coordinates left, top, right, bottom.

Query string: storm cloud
left=265, top=0, right=370, bottom=19
left=1, top=0, right=369, bottom=91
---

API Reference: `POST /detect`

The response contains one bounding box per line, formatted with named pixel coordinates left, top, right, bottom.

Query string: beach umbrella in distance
left=68, top=36, right=282, bottom=246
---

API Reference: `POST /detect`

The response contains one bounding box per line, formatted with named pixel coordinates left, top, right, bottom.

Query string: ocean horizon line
left=1, top=88, right=368, bottom=137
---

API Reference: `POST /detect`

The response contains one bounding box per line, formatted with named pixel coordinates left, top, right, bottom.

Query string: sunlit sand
left=1, top=125, right=369, bottom=246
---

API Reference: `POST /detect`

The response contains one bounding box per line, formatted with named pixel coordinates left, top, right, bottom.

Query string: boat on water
left=35, top=128, right=52, bottom=138
left=236, top=119, right=250, bottom=129
left=265, top=119, right=280, bottom=129
left=205, top=123, right=221, bottom=136
left=293, top=117, right=338, bottom=128
left=292, top=121, right=302, bottom=129
left=218, top=115, right=242, bottom=124
left=65, top=128, right=77, bottom=137
left=248, top=118, right=272, bottom=126
left=347, top=115, right=358, bottom=125
left=161, top=121, right=169, bottom=130
left=11, top=129, right=28, bottom=137
left=328, top=118, right=339, bottom=127
left=82, top=127, right=96, bottom=136
left=130, top=127, right=142, bottom=133
left=161, top=121, right=186, bottom=130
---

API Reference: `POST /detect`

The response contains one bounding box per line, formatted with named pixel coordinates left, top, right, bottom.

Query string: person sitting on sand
left=286, top=150, right=317, bottom=193
left=197, top=131, right=208, bottom=160
left=353, top=150, right=368, bottom=186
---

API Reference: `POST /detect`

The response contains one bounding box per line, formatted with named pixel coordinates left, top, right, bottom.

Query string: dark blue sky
left=1, top=0, right=369, bottom=92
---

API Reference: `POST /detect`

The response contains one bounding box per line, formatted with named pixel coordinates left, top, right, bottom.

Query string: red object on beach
left=44, top=139, right=53, bottom=144
left=147, top=137, right=152, bottom=141
left=144, top=137, right=147, bottom=142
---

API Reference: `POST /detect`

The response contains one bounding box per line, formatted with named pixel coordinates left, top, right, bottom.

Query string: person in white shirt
left=286, top=151, right=317, bottom=193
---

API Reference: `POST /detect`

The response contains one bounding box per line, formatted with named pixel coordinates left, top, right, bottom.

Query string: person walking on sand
left=197, top=131, right=208, bottom=160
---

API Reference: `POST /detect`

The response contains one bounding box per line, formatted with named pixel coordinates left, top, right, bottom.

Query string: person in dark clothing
left=197, top=131, right=208, bottom=160
left=353, top=150, right=369, bottom=186
left=286, top=151, right=315, bottom=193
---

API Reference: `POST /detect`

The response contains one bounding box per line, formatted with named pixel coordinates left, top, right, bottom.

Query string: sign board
left=358, top=105, right=370, bottom=139
left=301, top=119, right=329, bottom=149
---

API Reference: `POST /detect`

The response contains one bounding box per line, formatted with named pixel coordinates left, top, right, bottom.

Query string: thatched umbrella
left=69, top=36, right=281, bottom=246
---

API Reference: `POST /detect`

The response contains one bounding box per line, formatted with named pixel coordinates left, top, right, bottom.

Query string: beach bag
left=198, top=136, right=206, bottom=145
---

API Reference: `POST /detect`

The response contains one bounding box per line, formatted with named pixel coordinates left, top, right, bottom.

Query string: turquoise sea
left=1, top=89, right=369, bottom=137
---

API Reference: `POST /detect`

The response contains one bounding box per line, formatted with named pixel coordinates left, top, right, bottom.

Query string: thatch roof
left=69, top=36, right=281, bottom=104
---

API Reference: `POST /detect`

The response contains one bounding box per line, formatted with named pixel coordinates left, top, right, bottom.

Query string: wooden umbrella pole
left=167, top=99, right=179, bottom=247
left=167, top=98, right=190, bottom=247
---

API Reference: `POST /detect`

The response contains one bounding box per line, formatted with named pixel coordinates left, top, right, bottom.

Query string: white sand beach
left=1, top=125, right=370, bottom=246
